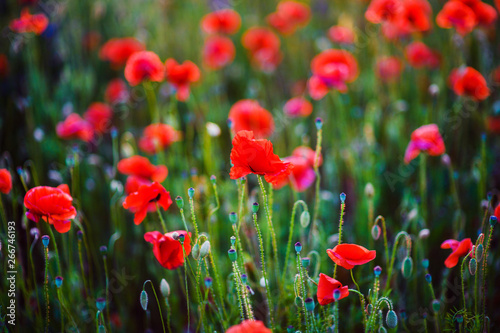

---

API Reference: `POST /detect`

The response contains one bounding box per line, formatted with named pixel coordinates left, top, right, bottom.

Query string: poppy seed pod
left=230, top=236, right=236, bottom=246
left=175, top=196, right=184, bottom=209
left=431, top=299, right=441, bottom=313
left=315, top=117, right=323, bottom=130
left=100, top=246, right=107, bottom=255
left=77, top=230, right=83, bottom=241
left=304, top=297, right=315, bottom=311
left=425, top=274, right=432, bottom=283
left=422, top=258, right=429, bottom=269
left=178, top=234, right=185, bottom=244
left=374, top=266, right=382, bottom=277
left=402, top=256, right=413, bottom=279
left=252, top=202, right=259, bottom=213
left=228, top=249, right=237, bottom=262
left=301, top=257, right=310, bottom=268
left=300, top=211, right=310, bottom=228
left=339, top=192, right=346, bottom=203
left=140, top=290, right=148, bottom=310
left=188, top=187, right=195, bottom=199
left=42, top=235, right=50, bottom=247
left=55, top=276, right=63, bottom=288
left=333, top=288, right=341, bottom=301
left=241, top=274, right=248, bottom=284
left=204, top=277, right=213, bottom=288
left=295, top=242, right=302, bottom=253
left=96, top=297, right=106, bottom=311
left=489, top=216, right=497, bottom=227
left=229, top=212, right=237, bottom=224
left=386, top=310, right=398, bottom=328
left=160, top=279, right=170, bottom=298
left=287, top=326, right=295, bottom=333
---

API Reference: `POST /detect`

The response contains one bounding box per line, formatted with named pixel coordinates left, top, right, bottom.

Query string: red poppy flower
left=283, top=97, right=313, bottom=118
left=308, top=49, right=359, bottom=99
left=267, top=1, right=311, bottom=35
left=229, top=130, right=293, bottom=185
left=327, top=243, right=376, bottom=269
left=123, top=182, right=172, bottom=224
left=9, top=9, right=48, bottom=35
left=441, top=238, right=472, bottom=268
left=83, top=102, right=113, bottom=134
left=200, top=9, right=241, bottom=35
left=404, top=124, right=445, bottom=164
left=365, top=0, right=403, bottom=23
left=99, top=38, right=145, bottom=68
left=202, top=35, right=235, bottom=70
left=138, top=123, right=181, bottom=155
left=273, top=146, right=322, bottom=192
left=124, top=51, right=164, bottom=86
left=24, top=185, right=76, bottom=233
left=241, top=27, right=282, bottom=72
left=228, top=99, right=275, bottom=139
left=144, top=230, right=192, bottom=269
left=328, top=26, right=355, bottom=44
left=405, top=42, right=440, bottom=69
left=124, top=175, right=151, bottom=195
left=453, top=0, right=497, bottom=27
left=105, top=78, right=129, bottom=104
left=56, top=113, right=94, bottom=142
left=494, top=203, right=500, bottom=219
left=226, top=320, right=271, bottom=333
left=165, top=59, right=201, bottom=101
left=449, top=67, right=490, bottom=101
left=0, top=169, right=12, bottom=194
left=486, top=116, right=500, bottom=134
left=375, top=56, right=403, bottom=82
left=436, top=1, right=477, bottom=35
left=397, top=0, right=433, bottom=32
left=0, top=54, right=8, bottom=79
left=317, top=273, right=350, bottom=305
left=117, top=156, right=168, bottom=182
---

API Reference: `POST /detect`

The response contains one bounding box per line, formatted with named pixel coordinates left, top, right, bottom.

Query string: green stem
left=282, top=200, right=308, bottom=284
left=143, top=82, right=159, bottom=122
left=156, top=204, right=168, bottom=233
left=309, top=126, right=323, bottom=245
left=333, top=201, right=346, bottom=279
left=384, top=231, right=411, bottom=292
left=143, top=280, right=166, bottom=333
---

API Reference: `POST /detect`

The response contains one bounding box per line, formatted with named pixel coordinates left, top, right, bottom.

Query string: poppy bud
left=476, top=244, right=484, bottom=262
left=425, top=274, right=432, bottom=283
left=287, top=326, right=295, bottom=333
left=42, top=235, right=50, bottom=247
left=333, top=289, right=341, bottom=301
left=160, top=279, right=170, bottom=298
left=295, top=242, right=302, bottom=253
left=340, top=192, right=346, bottom=203
left=188, top=187, right=195, bottom=199
left=241, top=274, right=248, bottom=284
left=431, top=299, right=440, bottom=313
left=228, top=249, right=237, bottom=262
left=300, top=211, right=310, bottom=228
left=240, top=177, right=246, bottom=185
left=204, top=277, right=213, bottom=288
left=304, top=297, right=315, bottom=311
left=100, top=246, right=107, bottom=255
left=192, top=244, right=200, bottom=260
left=469, top=258, right=477, bottom=276
left=378, top=327, right=387, bottom=333
left=230, top=236, right=236, bottom=246
left=77, top=230, right=83, bottom=241
left=210, top=175, right=216, bottom=184
left=315, top=117, right=323, bottom=130
left=422, top=258, right=429, bottom=269
left=374, top=266, right=382, bottom=277
left=301, top=257, right=310, bottom=268
left=200, top=241, right=211, bottom=258
left=175, top=196, right=184, bottom=209
left=140, top=290, right=148, bottom=310
left=402, top=256, right=413, bottom=279
left=55, top=276, right=63, bottom=288
left=386, top=310, right=398, bottom=328
left=367, top=303, right=373, bottom=315
left=96, top=297, right=106, bottom=311
left=456, top=314, right=463, bottom=323
left=428, top=84, right=439, bottom=97
left=371, top=224, right=381, bottom=240
left=178, top=234, right=185, bottom=244
left=489, top=216, right=497, bottom=227
left=252, top=202, right=259, bottom=213
left=418, top=229, right=430, bottom=239
left=365, top=183, right=374, bottom=198
left=229, top=212, right=237, bottom=225
left=98, top=325, right=105, bottom=333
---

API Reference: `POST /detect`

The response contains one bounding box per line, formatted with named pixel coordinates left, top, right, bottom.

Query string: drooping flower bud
left=200, top=241, right=211, bottom=258
left=160, top=279, right=170, bottom=298
left=140, top=290, right=148, bottom=310
left=300, top=211, right=310, bottom=228
left=386, top=310, right=398, bottom=329
left=371, top=224, right=381, bottom=240
left=469, top=258, right=477, bottom=276
left=402, top=256, right=413, bottom=279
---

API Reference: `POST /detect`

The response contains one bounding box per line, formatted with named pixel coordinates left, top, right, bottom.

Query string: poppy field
left=2, top=0, right=500, bottom=332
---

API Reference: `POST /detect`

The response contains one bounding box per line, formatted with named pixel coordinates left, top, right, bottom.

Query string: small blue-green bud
left=339, top=192, right=346, bottom=203
left=229, top=212, right=237, bottom=225
left=55, top=276, right=63, bottom=288
left=301, top=257, right=310, bottom=268
left=42, top=235, right=50, bottom=247
left=374, top=266, right=382, bottom=277
left=175, top=196, right=184, bottom=209
left=241, top=274, right=248, bottom=284
left=204, top=277, right=213, bottom=289
left=304, top=297, right=315, bottom=311
left=295, top=242, right=302, bottom=253
left=315, top=117, right=323, bottom=130
left=425, top=274, right=432, bottom=283
left=252, top=202, right=259, bottom=214
left=188, top=187, right=195, bottom=199
left=140, top=290, right=148, bottom=310
left=489, top=216, right=497, bottom=227
left=422, top=258, right=429, bottom=269
left=431, top=299, right=440, bottom=313
left=228, top=249, right=237, bottom=262
left=386, top=310, right=398, bottom=329
left=333, top=289, right=341, bottom=301
left=96, top=297, right=106, bottom=311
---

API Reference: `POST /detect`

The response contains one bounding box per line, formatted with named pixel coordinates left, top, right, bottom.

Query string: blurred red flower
left=123, top=182, right=172, bottom=224
left=273, top=146, right=321, bottom=192
left=494, top=203, right=500, bottom=218
left=83, top=102, right=113, bottom=134
left=56, top=113, right=94, bottom=142
left=124, top=51, right=164, bottom=86
left=226, top=320, right=271, bottom=333
left=436, top=1, right=477, bottom=35
left=125, top=175, right=151, bottom=195
left=454, top=0, right=497, bottom=27
left=0, top=54, right=9, bottom=79
left=376, top=56, right=403, bottom=82
left=317, top=273, right=349, bottom=305
left=267, top=0, right=311, bottom=35
left=404, top=124, right=445, bottom=164
left=117, top=156, right=168, bottom=182
left=228, top=99, right=275, bottom=138
left=308, top=49, right=359, bottom=99
left=327, top=243, right=376, bottom=269
left=229, top=130, right=293, bottom=185
left=139, top=123, right=181, bottom=155
left=0, top=169, right=12, bottom=194
left=144, top=230, right=192, bottom=269
left=283, top=97, right=313, bottom=118
left=99, top=38, right=145, bottom=68
left=394, top=0, right=433, bottom=33
left=242, top=27, right=282, bottom=72
left=441, top=238, right=472, bottom=268
left=202, top=35, right=236, bottom=70
left=165, top=59, right=201, bottom=101
left=492, top=66, right=500, bottom=86
left=405, top=42, right=440, bottom=69
left=365, top=0, right=402, bottom=23
left=105, top=78, right=129, bottom=104
left=24, top=185, right=76, bottom=233
left=9, top=9, right=48, bottom=35
left=449, top=66, right=490, bottom=101
left=328, top=26, right=355, bottom=44
left=201, top=9, right=241, bottom=35
left=486, top=116, right=500, bottom=134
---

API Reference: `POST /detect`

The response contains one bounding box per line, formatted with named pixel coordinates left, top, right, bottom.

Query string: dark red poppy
left=241, top=27, right=282, bottom=72
left=83, top=102, right=113, bottom=134
left=56, top=113, right=94, bottom=142
left=308, top=49, right=359, bottom=99
left=292, top=146, right=323, bottom=166
left=404, top=124, right=445, bottom=164
left=229, top=130, right=293, bottom=185
left=453, top=0, right=497, bottom=27
left=82, top=31, right=101, bottom=52
left=492, top=66, right=500, bottom=86
left=123, top=182, right=172, bottom=224
left=449, top=66, right=490, bottom=101
left=283, top=97, right=313, bottom=118
left=376, top=56, right=403, bottom=82
left=365, top=0, right=403, bottom=23
left=144, top=230, right=192, bottom=269
left=99, top=38, right=145, bottom=68
left=441, top=238, right=472, bottom=268
left=138, top=123, right=181, bottom=155
left=117, top=156, right=168, bottom=182
left=436, top=1, right=477, bottom=35
left=226, top=320, right=272, bottom=333
left=0, top=54, right=9, bottom=79
left=125, top=175, right=151, bottom=195
left=486, top=116, right=500, bottom=134
left=200, top=9, right=241, bottom=35
left=24, top=185, right=76, bottom=233
left=494, top=203, right=500, bottom=219
left=328, top=26, right=355, bottom=44
left=105, top=78, right=129, bottom=104
left=317, top=273, right=350, bottom=305
left=0, top=169, right=12, bottom=194
left=228, top=99, right=275, bottom=139
left=202, top=35, right=235, bottom=70
left=165, top=59, right=201, bottom=101
left=396, top=0, right=433, bottom=32
left=9, top=9, right=48, bottom=35
left=267, top=1, right=311, bottom=35
left=327, top=243, right=376, bottom=269
left=124, top=51, right=164, bottom=86
left=405, top=42, right=440, bottom=69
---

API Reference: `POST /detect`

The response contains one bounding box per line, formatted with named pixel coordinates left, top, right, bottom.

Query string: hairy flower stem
left=282, top=200, right=308, bottom=283
left=143, top=280, right=166, bottom=333
left=333, top=200, right=346, bottom=279
left=385, top=231, right=411, bottom=292
left=351, top=269, right=367, bottom=325
left=189, top=196, right=200, bottom=241
left=482, top=225, right=494, bottom=330
left=231, top=262, right=246, bottom=321
left=156, top=204, right=168, bottom=233
left=420, top=154, right=427, bottom=225
left=164, top=297, right=172, bottom=333
left=309, top=125, right=323, bottom=245
left=374, top=216, right=389, bottom=268
left=43, top=244, right=50, bottom=333
left=47, top=227, right=62, bottom=275
left=208, top=250, right=228, bottom=323
left=181, top=246, right=191, bottom=333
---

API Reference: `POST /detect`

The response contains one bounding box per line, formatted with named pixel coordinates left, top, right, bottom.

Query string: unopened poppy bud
left=315, top=117, right=323, bottom=130
left=456, top=314, right=463, bottom=323
left=339, top=192, right=346, bottom=203
left=333, top=289, right=341, bottom=301
left=428, top=84, right=439, bottom=96
left=160, top=279, right=170, bottom=298
left=55, top=276, right=63, bottom=288
left=386, top=310, right=398, bottom=329
left=100, top=246, right=107, bottom=255
left=178, top=234, right=185, bottom=244
left=175, top=196, right=184, bottom=209
left=379, top=326, right=387, bottom=333
left=476, top=244, right=484, bottom=262
left=200, top=241, right=211, bottom=258
left=374, top=266, right=382, bottom=277
left=77, top=230, right=83, bottom=241
left=188, top=187, right=195, bottom=199
left=241, top=274, right=248, bottom=284
left=229, top=212, right=237, bottom=224
left=425, top=274, right=432, bottom=283
left=422, top=258, right=429, bottom=269
left=210, top=175, right=216, bottom=184
left=228, top=249, right=237, bottom=262
left=192, top=244, right=200, bottom=260
left=42, top=235, right=50, bottom=247
left=287, top=326, right=295, bottom=333
left=402, top=256, right=413, bottom=279
left=252, top=202, right=259, bottom=213
left=304, top=297, right=315, bottom=311
left=469, top=258, right=477, bottom=275
left=204, top=277, right=213, bottom=288
left=300, top=211, right=310, bottom=228
left=367, top=303, right=373, bottom=315
left=301, top=257, right=310, bottom=268
left=295, top=242, right=302, bottom=253
left=98, top=325, right=105, bottom=333
left=431, top=299, right=440, bottom=313
left=140, top=290, right=148, bottom=310
left=489, top=216, right=497, bottom=227
left=96, top=297, right=106, bottom=311
left=418, top=229, right=430, bottom=239
left=441, top=154, right=451, bottom=166
left=230, top=236, right=236, bottom=246
left=371, top=224, right=381, bottom=240
left=365, top=183, right=374, bottom=198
